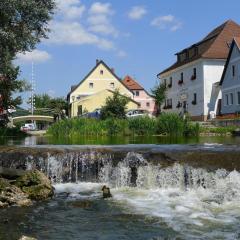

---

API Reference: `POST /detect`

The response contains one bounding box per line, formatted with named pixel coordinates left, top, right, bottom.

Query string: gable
left=220, top=41, right=240, bottom=87
left=69, top=61, right=133, bottom=102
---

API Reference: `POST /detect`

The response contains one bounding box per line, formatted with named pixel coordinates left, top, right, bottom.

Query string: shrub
left=128, top=117, right=157, bottom=135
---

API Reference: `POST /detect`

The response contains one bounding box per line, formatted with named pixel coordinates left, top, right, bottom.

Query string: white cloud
left=151, top=15, right=182, bottom=31
left=128, top=6, right=147, bottom=20
left=89, top=2, right=113, bottom=15
left=55, top=0, right=86, bottom=19
left=46, top=1, right=122, bottom=53
left=117, top=50, right=127, bottom=58
left=47, top=21, right=114, bottom=50
left=17, top=49, right=51, bottom=63
left=87, top=2, right=118, bottom=37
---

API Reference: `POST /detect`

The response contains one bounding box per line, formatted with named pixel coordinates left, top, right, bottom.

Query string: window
left=136, top=91, right=139, bottom=96
left=237, top=92, right=240, bottom=105
left=89, top=83, right=94, bottom=88
left=192, top=93, right=197, bottom=105
left=146, top=102, right=150, bottom=107
left=230, top=93, right=234, bottom=105
left=110, top=82, right=115, bottom=88
left=192, top=68, right=197, bottom=80
left=168, top=77, right=172, bottom=87
left=71, top=96, right=75, bottom=102
left=163, top=79, right=167, bottom=86
left=225, top=94, right=229, bottom=106
left=232, top=65, right=235, bottom=77
left=100, top=70, right=104, bottom=75
left=181, top=72, right=184, bottom=81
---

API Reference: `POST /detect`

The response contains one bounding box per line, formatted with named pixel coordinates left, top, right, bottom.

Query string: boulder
left=15, top=170, right=54, bottom=201
left=0, top=178, right=32, bottom=208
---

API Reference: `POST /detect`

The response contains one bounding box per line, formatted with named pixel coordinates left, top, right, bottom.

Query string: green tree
left=33, top=94, right=68, bottom=116
left=101, top=90, right=130, bottom=120
left=0, top=0, right=55, bottom=127
left=151, top=83, right=167, bottom=115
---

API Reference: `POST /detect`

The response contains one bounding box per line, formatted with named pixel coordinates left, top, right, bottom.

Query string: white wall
left=160, top=60, right=204, bottom=117
left=203, top=60, right=225, bottom=116
left=221, top=44, right=240, bottom=114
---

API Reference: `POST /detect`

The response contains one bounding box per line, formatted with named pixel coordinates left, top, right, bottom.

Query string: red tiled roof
left=122, top=75, right=144, bottom=90
left=159, top=20, right=240, bottom=76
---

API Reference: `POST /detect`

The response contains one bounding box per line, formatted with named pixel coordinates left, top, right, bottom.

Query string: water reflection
left=1, top=135, right=240, bottom=146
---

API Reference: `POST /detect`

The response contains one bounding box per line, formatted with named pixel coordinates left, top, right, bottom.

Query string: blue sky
left=16, top=0, right=240, bottom=105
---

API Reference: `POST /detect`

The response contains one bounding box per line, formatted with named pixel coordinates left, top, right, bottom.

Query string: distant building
left=122, top=75, right=157, bottom=115
left=67, top=60, right=139, bottom=117
left=220, top=37, right=240, bottom=116
left=158, top=20, right=240, bottom=121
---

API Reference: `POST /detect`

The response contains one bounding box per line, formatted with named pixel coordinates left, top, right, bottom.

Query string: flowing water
left=1, top=149, right=240, bottom=240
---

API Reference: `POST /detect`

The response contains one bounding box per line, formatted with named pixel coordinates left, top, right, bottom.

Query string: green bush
left=128, top=117, right=157, bottom=135
left=156, top=113, right=199, bottom=136
left=0, top=127, right=26, bottom=137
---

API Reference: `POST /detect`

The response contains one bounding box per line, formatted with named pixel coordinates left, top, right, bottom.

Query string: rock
left=102, top=185, right=112, bottom=198
left=19, top=236, right=37, bottom=240
left=0, top=178, right=32, bottom=208
left=15, top=170, right=54, bottom=201
left=0, top=167, right=30, bottom=180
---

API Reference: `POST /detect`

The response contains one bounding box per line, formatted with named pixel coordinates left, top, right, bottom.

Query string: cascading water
left=2, top=147, right=240, bottom=239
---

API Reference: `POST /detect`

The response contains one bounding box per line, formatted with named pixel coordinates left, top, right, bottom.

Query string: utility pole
left=30, top=61, right=35, bottom=116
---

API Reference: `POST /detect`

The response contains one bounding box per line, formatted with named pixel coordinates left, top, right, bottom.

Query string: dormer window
left=89, top=83, right=94, bottom=89
left=100, top=70, right=104, bottom=75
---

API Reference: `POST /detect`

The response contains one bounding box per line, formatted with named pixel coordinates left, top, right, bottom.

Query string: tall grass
left=47, top=113, right=200, bottom=137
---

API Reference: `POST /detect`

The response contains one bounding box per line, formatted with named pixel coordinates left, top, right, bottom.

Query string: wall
left=160, top=59, right=205, bottom=118
left=70, top=62, right=133, bottom=104
left=132, top=90, right=157, bottom=115
left=71, top=89, right=138, bottom=117
left=203, top=60, right=225, bottom=116
left=221, top=44, right=240, bottom=114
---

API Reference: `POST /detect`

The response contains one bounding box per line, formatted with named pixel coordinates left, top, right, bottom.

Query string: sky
left=16, top=0, right=240, bottom=106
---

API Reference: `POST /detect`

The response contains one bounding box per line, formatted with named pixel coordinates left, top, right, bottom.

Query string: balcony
left=178, top=79, right=184, bottom=85
left=191, top=75, right=196, bottom=81
left=176, top=102, right=182, bottom=108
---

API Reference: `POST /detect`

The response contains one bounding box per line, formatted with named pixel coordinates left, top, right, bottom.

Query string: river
left=1, top=137, right=240, bottom=239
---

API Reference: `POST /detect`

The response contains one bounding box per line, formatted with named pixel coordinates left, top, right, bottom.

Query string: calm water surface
left=1, top=135, right=240, bottom=146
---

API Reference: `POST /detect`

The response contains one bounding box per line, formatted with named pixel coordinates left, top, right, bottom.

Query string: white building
left=220, top=37, right=240, bottom=116
left=158, top=20, right=240, bottom=121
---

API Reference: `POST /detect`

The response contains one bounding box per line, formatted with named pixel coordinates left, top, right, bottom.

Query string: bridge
left=12, top=115, right=54, bottom=124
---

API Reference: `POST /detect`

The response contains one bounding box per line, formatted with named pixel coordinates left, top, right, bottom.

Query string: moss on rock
left=15, top=170, right=54, bottom=200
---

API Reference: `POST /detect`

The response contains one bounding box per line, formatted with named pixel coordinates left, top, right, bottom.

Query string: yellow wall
left=71, top=89, right=138, bottom=117
left=70, top=62, right=133, bottom=104
left=69, top=62, right=135, bottom=117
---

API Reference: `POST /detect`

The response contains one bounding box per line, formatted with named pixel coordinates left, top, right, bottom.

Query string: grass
left=47, top=113, right=200, bottom=137
left=0, top=127, right=26, bottom=137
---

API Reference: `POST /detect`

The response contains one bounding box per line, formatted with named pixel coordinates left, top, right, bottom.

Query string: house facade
left=220, top=38, right=240, bottom=116
left=122, top=75, right=157, bottom=115
left=158, top=20, right=240, bottom=121
left=67, top=60, right=139, bottom=117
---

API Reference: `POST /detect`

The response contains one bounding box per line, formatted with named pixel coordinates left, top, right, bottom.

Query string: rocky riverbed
left=0, top=168, right=54, bottom=208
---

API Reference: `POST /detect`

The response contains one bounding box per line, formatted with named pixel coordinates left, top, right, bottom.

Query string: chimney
left=96, top=59, right=100, bottom=65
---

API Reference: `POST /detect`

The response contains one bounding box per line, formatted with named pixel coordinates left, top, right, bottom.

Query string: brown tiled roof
left=122, top=75, right=144, bottom=90
left=159, top=20, right=240, bottom=76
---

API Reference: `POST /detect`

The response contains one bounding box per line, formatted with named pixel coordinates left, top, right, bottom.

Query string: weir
left=0, top=145, right=240, bottom=193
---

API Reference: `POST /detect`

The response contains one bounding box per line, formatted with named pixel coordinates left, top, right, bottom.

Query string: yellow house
left=67, top=60, right=139, bottom=117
